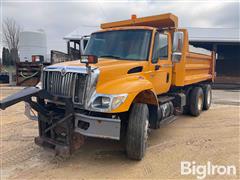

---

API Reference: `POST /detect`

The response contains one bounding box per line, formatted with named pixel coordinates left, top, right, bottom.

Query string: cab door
left=150, top=31, right=172, bottom=95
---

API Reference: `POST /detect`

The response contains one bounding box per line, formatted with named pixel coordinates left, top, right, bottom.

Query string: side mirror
left=81, top=55, right=98, bottom=64
left=172, top=32, right=184, bottom=62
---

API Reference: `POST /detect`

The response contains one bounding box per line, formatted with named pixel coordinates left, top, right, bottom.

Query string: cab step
left=157, top=96, right=174, bottom=104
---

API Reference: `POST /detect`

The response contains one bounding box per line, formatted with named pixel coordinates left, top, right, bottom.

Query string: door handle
left=155, top=65, right=160, bottom=70
left=159, top=64, right=173, bottom=68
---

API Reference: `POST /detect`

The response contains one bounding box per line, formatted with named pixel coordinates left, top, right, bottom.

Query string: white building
left=19, top=30, right=48, bottom=63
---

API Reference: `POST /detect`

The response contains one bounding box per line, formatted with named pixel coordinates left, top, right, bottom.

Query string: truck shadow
left=45, top=137, right=130, bottom=166
left=46, top=116, right=188, bottom=165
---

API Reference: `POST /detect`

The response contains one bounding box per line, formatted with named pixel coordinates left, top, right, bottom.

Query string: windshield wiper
left=98, top=55, right=121, bottom=59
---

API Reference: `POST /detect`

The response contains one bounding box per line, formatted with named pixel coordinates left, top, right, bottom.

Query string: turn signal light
left=81, top=55, right=98, bottom=64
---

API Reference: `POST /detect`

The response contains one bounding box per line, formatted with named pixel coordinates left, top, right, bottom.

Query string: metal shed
left=188, top=27, right=240, bottom=84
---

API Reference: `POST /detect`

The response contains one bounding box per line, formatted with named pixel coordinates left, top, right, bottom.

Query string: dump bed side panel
left=172, top=29, right=216, bottom=87
left=184, top=52, right=214, bottom=85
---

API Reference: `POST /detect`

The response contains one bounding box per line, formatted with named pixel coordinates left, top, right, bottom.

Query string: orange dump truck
left=0, top=13, right=216, bottom=160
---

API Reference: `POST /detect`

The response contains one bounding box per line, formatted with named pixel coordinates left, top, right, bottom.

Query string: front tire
left=189, top=87, right=204, bottom=117
left=126, top=103, right=149, bottom=160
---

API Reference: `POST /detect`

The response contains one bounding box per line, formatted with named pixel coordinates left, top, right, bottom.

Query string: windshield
left=84, top=29, right=152, bottom=61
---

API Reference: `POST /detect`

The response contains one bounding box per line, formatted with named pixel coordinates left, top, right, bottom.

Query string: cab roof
left=101, top=13, right=178, bottom=29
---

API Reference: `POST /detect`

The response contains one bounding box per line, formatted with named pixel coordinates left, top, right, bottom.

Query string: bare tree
left=2, top=18, right=21, bottom=63
left=3, top=18, right=21, bottom=50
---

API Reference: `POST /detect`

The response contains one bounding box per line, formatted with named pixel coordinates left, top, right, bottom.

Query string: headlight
left=90, top=93, right=128, bottom=112
left=92, top=96, right=111, bottom=109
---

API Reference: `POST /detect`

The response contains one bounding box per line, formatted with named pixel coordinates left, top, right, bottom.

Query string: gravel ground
left=0, top=87, right=239, bottom=179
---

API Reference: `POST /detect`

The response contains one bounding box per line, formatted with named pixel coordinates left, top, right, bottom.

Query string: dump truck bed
left=172, top=52, right=216, bottom=87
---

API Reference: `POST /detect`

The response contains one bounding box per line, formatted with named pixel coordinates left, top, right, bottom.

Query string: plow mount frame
left=0, top=87, right=83, bottom=157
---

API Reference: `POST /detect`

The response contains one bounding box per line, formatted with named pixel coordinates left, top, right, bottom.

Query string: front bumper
left=75, top=113, right=121, bottom=140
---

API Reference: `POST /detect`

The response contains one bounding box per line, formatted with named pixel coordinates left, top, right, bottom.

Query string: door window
left=152, top=32, right=169, bottom=63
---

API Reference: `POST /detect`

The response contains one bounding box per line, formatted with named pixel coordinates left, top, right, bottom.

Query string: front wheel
left=126, top=103, right=149, bottom=160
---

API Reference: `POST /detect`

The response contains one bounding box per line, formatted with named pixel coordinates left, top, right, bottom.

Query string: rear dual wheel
left=189, top=87, right=204, bottom=116
left=202, top=84, right=212, bottom=110
left=189, top=84, right=212, bottom=116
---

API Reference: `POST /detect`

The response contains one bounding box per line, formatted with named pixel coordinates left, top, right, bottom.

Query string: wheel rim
left=198, top=95, right=203, bottom=111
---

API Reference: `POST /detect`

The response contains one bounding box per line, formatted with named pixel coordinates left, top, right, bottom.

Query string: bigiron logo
left=180, top=161, right=237, bottom=179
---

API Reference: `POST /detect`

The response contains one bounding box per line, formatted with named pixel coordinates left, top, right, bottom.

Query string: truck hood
left=51, top=58, right=146, bottom=68
left=48, top=59, right=148, bottom=80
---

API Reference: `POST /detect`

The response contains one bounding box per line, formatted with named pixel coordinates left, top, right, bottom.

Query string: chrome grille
left=43, top=71, right=87, bottom=104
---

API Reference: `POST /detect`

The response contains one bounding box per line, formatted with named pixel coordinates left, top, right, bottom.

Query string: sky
left=1, top=0, right=239, bottom=54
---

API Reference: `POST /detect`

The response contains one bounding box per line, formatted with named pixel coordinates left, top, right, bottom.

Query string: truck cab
left=84, top=26, right=172, bottom=95
left=0, top=13, right=215, bottom=160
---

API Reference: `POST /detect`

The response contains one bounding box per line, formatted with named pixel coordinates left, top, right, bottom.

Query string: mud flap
left=0, top=87, right=42, bottom=110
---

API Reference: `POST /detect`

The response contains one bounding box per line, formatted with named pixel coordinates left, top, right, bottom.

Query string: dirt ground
left=1, top=87, right=239, bottom=179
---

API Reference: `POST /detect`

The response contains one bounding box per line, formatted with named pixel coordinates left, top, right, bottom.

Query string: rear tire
left=189, top=87, right=204, bottom=117
left=202, top=84, right=212, bottom=110
left=126, top=103, right=149, bottom=160
left=183, top=87, right=192, bottom=115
